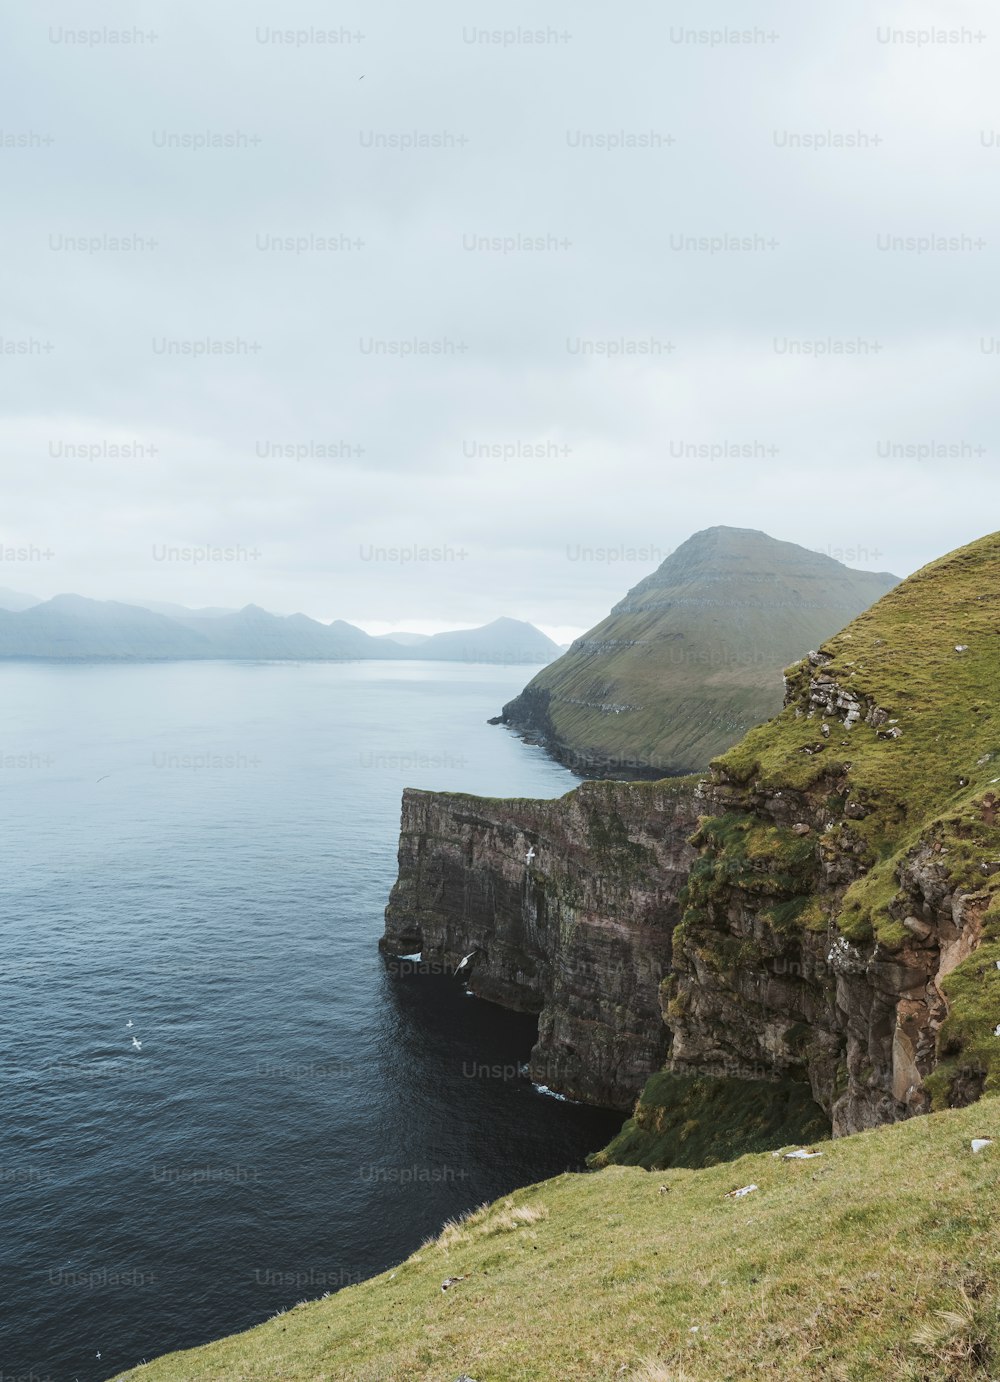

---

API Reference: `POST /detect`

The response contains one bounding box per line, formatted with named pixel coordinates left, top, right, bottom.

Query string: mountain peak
left=625, top=528, right=896, bottom=600
left=482, top=616, right=533, bottom=630
left=502, top=527, right=900, bottom=778
left=685, top=525, right=770, bottom=542
left=45, top=592, right=102, bottom=610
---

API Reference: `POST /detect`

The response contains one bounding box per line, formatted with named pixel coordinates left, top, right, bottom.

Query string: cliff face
left=385, top=533, right=1000, bottom=1144
left=382, top=780, right=700, bottom=1108
left=381, top=769, right=964, bottom=1132
left=669, top=770, right=990, bottom=1136
left=676, top=532, right=1000, bottom=1135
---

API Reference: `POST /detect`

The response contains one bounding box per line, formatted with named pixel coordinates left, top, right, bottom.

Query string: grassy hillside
left=115, top=1101, right=1000, bottom=1382
left=717, top=530, right=1000, bottom=930
left=501, top=527, right=897, bottom=778
left=702, top=530, right=1000, bottom=1108
left=589, top=1071, right=829, bottom=1170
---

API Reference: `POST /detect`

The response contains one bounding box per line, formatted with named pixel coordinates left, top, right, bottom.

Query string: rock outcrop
left=667, top=770, right=992, bottom=1136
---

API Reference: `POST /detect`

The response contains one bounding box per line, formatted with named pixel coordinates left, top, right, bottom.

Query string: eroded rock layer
left=382, top=780, right=700, bottom=1108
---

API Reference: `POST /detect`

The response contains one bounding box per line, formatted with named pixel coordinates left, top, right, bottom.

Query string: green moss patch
left=589, top=1070, right=829, bottom=1171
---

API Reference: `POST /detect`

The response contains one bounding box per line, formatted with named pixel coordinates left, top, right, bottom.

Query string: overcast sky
left=3, top=0, right=997, bottom=640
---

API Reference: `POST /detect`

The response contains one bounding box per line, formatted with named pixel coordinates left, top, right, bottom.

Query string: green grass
left=115, top=1100, right=1000, bottom=1382
left=503, top=528, right=897, bottom=777
left=588, top=1071, right=829, bottom=1170
left=695, top=532, right=1000, bottom=1102
left=715, top=534, right=1000, bottom=892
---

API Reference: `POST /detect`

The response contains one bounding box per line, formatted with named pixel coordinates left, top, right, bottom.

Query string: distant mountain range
left=0, top=585, right=42, bottom=613
left=0, top=592, right=561, bottom=665
left=498, top=526, right=900, bottom=778
left=373, top=631, right=431, bottom=647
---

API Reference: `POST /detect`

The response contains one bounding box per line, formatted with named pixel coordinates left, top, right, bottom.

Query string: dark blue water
left=0, top=660, right=622, bottom=1382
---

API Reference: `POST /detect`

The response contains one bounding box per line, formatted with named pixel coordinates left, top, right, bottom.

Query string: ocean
left=0, top=659, right=622, bottom=1381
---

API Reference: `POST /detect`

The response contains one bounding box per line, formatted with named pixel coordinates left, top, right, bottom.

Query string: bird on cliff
left=525, top=846, right=536, bottom=865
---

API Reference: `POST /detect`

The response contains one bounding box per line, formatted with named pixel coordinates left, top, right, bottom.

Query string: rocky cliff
left=668, top=764, right=994, bottom=1137
left=385, top=532, right=1000, bottom=1147
left=382, top=779, right=700, bottom=1108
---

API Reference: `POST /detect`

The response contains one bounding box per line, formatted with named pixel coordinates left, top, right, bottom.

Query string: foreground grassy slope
left=501, top=527, right=897, bottom=777
left=117, top=1102, right=1000, bottom=1382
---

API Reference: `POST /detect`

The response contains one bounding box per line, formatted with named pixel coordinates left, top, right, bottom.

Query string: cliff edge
left=382, top=778, right=700, bottom=1108
left=386, top=530, right=1000, bottom=1142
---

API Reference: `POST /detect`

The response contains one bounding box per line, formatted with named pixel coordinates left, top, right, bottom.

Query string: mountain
left=409, top=616, right=560, bottom=664
left=0, top=586, right=41, bottom=612
left=0, top=594, right=216, bottom=659
left=373, top=631, right=431, bottom=646
left=0, top=597, right=558, bottom=664
left=499, top=526, right=899, bottom=778
left=170, top=605, right=384, bottom=660
left=0, top=597, right=384, bottom=661
left=140, top=600, right=237, bottom=619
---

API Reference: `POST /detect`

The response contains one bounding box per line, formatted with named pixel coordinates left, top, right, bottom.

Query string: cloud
left=2, top=0, right=996, bottom=636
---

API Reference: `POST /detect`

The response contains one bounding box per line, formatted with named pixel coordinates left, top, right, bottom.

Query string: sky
left=3, top=0, right=998, bottom=642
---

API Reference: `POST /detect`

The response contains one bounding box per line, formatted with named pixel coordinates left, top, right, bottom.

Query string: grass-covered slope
left=718, top=531, right=1000, bottom=933
left=500, top=527, right=897, bottom=778
left=699, top=530, right=1000, bottom=1109
left=116, top=1102, right=1000, bottom=1382
left=589, top=1071, right=829, bottom=1170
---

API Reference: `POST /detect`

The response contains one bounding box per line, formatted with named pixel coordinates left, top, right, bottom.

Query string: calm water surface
left=0, top=660, right=622, bottom=1381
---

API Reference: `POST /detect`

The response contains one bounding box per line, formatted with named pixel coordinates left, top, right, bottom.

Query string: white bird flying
left=131, top=1036, right=142, bottom=1051
left=125, top=1020, right=133, bottom=1029
left=525, top=847, right=536, bottom=865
